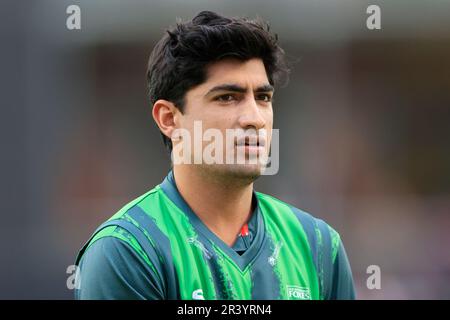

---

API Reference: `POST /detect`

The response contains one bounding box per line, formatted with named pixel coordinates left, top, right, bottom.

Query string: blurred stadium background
left=1, top=0, right=449, bottom=299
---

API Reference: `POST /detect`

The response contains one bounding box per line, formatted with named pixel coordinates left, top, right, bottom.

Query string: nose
left=238, top=96, right=267, bottom=130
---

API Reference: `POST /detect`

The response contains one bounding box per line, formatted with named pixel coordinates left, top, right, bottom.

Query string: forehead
left=201, top=58, right=270, bottom=91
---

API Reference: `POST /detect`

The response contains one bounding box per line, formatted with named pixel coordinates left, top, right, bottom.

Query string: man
left=74, top=11, right=355, bottom=300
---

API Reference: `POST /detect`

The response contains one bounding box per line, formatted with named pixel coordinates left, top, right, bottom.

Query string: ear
left=152, top=99, right=179, bottom=141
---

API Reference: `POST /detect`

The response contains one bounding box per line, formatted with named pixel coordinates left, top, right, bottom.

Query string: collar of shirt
left=164, top=170, right=258, bottom=255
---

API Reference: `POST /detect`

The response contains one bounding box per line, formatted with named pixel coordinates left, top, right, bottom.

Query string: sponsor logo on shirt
left=286, top=285, right=311, bottom=300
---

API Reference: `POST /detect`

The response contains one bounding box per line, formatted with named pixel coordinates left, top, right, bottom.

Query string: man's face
left=174, top=58, right=274, bottom=182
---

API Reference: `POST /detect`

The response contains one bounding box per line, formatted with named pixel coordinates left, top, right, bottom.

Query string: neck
left=173, top=165, right=255, bottom=246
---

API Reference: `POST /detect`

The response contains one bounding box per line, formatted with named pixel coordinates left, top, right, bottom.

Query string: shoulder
left=256, top=192, right=354, bottom=299
left=75, top=186, right=168, bottom=285
left=108, top=186, right=161, bottom=222
left=78, top=186, right=160, bottom=260
left=256, top=191, right=341, bottom=261
left=75, top=236, right=164, bottom=299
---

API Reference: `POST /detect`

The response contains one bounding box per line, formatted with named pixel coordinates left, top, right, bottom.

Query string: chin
left=202, top=163, right=264, bottom=184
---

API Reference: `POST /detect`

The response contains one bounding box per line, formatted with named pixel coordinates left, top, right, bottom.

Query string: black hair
left=146, top=10, right=289, bottom=153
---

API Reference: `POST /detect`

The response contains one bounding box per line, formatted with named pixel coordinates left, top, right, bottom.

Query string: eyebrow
left=204, top=83, right=274, bottom=97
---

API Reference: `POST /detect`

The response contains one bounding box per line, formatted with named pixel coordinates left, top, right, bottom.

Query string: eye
left=215, top=94, right=236, bottom=102
left=257, top=94, right=272, bottom=102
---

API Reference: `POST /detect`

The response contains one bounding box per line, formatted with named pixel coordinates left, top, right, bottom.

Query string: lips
left=235, top=136, right=266, bottom=147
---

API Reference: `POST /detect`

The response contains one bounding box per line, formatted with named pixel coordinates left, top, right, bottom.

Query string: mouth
left=236, top=136, right=266, bottom=153
left=235, top=136, right=266, bottom=148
